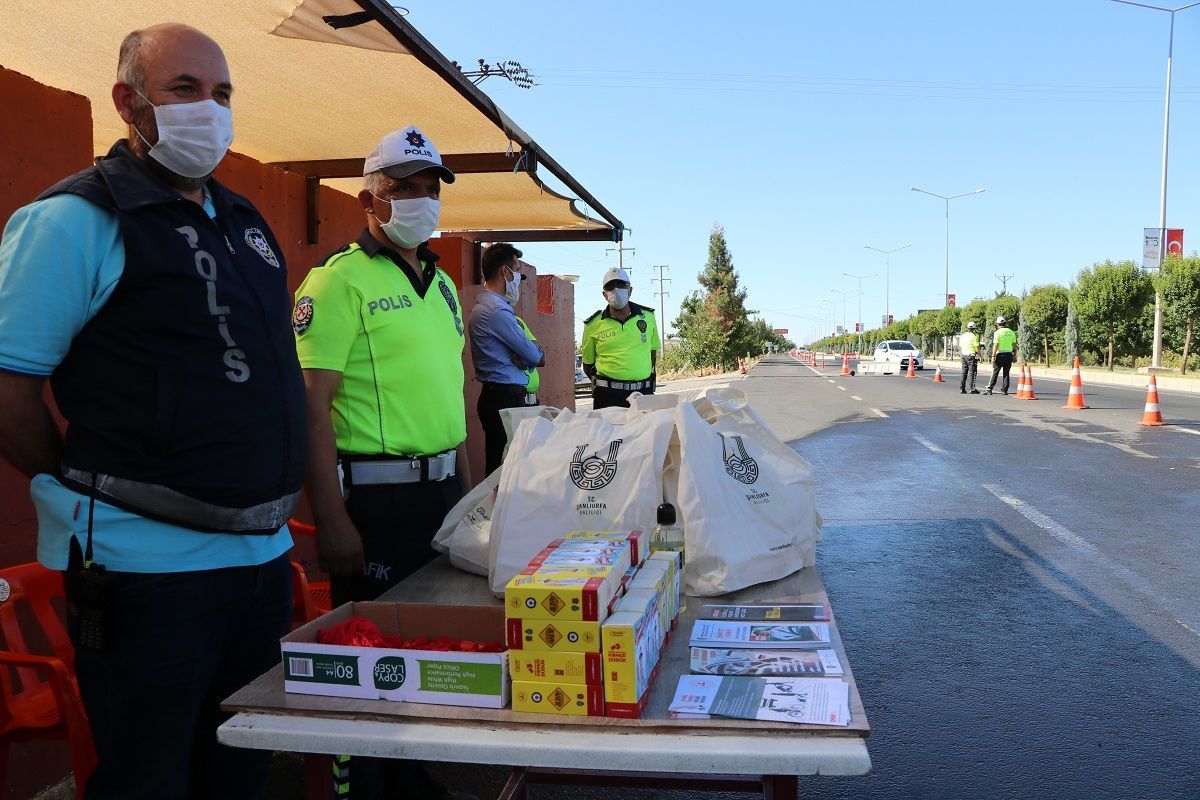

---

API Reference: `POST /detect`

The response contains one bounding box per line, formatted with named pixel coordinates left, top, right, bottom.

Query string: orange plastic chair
left=287, top=519, right=332, bottom=621
left=0, top=562, right=96, bottom=799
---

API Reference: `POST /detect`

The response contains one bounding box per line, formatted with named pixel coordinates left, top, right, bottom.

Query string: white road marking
left=850, top=395, right=863, bottom=401
left=1175, top=426, right=1200, bottom=436
left=912, top=435, right=943, bottom=453
left=982, top=485, right=1087, bottom=549
left=837, top=386, right=847, bottom=391
left=871, top=408, right=889, bottom=418
left=827, top=379, right=837, bottom=384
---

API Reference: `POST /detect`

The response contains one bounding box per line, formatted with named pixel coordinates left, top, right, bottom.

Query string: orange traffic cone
left=933, top=365, right=944, bottom=383
left=1063, top=356, right=1089, bottom=409
left=1138, top=374, right=1164, bottom=426
left=1015, top=365, right=1030, bottom=399
left=840, top=355, right=851, bottom=376
left=738, top=357, right=747, bottom=374
left=905, top=356, right=917, bottom=378
left=1024, top=366, right=1038, bottom=400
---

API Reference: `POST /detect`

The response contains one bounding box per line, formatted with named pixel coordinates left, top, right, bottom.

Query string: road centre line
left=1174, top=426, right=1200, bottom=436
left=871, top=408, right=889, bottom=418
left=827, top=379, right=837, bottom=384
left=837, top=386, right=847, bottom=391
left=912, top=434, right=943, bottom=453
left=850, top=395, right=863, bottom=401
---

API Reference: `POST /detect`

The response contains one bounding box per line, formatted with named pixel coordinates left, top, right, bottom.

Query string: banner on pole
left=1143, top=228, right=1162, bottom=269
left=773, top=328, right=788, bottom=334
left=1167, top=229, right=1184, bottom=260
left=947, top=294, right=956, bottom=307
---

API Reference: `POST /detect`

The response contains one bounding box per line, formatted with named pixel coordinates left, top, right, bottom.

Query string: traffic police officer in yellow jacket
left=293, top=126, right=473, bottom=798
left=581, top=266, right=659, bottom=409
left=986, top=315, right=1019, bottom=395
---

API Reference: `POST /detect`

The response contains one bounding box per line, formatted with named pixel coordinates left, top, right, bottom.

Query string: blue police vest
left=39, top=142, right=306, bottom=519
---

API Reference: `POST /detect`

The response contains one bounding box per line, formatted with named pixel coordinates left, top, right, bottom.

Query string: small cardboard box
left=512, top=680, right=605, bottom=716
left=562, top=530, right=646, bottom=565
left=282, top=602, right=509, bottom=709
left=601, top=608, right=659, bottom=718
left=509, top=650, right=603, bottom=685
left=506, top=616, right=602, bottom=652
left=505, top=566, right=621, bottom=622
left=647, top=550, right=683, bottom=621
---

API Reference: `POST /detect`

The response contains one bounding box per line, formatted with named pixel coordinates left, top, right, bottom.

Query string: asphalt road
left=262, top=356, right=1200, bottom=800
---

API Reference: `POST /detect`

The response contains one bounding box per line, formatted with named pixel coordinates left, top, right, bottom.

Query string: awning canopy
left=0, top=0, right=622, bottom=242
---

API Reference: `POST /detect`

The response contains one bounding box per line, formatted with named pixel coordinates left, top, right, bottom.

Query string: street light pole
left=843, top=272, right=877, bottom=352
left=864, top=243, right=911, bottom=325
left=830, top=289, right=850, bottom=347
left=910, top=186, right=986, bottom=306
left=1111, top=0, right=1200, bottom=369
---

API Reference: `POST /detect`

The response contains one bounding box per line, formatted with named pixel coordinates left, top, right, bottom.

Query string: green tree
left=935, top=306, right=961, bottom=357
left=673, top=223, right=753, bottom=370
left=1073, top=260, right=1154, bottom=370
left=960, top=299, right=989, bottom=334
left=912, top=310, right=938, bottom=353
left=1022, top=284, right=1069, bottom=365
left=986, top=295, right=1020, bottom=330
left=1154, top=255, right=1200, bottom=373
left=1064, top=301, right=1081, bottom=364
left=1017, top=304, right=1032, bottom=362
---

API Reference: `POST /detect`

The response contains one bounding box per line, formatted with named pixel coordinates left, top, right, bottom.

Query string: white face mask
left=504, top=269, right=521, bottom=305
left=374, top=195, right=440, bottom=249
left=134, top=93, right=234, bottom=179
left=605, top=287, right=631, bottom=310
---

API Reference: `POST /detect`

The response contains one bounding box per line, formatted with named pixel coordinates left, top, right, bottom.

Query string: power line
left=995, top=273, right=1015, bottom=294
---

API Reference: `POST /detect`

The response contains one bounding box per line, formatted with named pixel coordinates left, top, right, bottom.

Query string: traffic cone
left=933, top=364, right=944, bottom=383
left=1024, top=365, right=1038, bottom=400
left=1062, top=356, right=1089, bottom=409
left=1015, top=365, right=1029, bottom=399
left=840, top=355, right=851, bottom=376
left=905, top=356, right=917, bottom=378
left=738, top=357, right=747, bottom=375
left=1138, top=374, right=1164, bottom=426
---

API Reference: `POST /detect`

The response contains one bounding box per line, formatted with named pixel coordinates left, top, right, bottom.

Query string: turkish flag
left=1167, top=229, right=1184, bottom=259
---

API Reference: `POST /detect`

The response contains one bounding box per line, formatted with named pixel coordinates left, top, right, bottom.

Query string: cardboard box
left=614, top=588, right=664, bottom=648
left=512, top=680, right=604, bottom=716
left=562, top=530, right=646, bottom=565
left=509, top=651, right=603, bottom=685
left=527, top=547, right=632, bottom=576
left=506, top=616, right=602, bottom=652
left=282, top=603, right=509, bottom=708
left=505, top=567, right=621, bottom=622
left=601, top=609, right=658, bottom=717
left=647, top=550, right=683, bottom=621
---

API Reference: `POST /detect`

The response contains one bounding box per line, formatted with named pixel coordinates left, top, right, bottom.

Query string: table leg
left=303, top=753, right=338, bottom=800
left=497, top=767, right=529, bottom=800
left=763, top=774, right=798, bottom=800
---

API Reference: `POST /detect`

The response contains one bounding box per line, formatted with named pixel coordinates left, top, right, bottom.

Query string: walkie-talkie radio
left=66, top=477, right=119, bottom=651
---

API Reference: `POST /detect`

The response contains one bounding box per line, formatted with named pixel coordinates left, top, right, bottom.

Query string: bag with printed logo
left=670, top=388, right=821, bottom=596
left=487, top=404, right=675, bottom=594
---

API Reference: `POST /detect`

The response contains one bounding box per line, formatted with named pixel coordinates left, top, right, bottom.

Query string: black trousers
left=988, top=352, right=1015, bottom=393
left=477, top=382, right=531, bottom=476
left=332, top=475, right=464, bottom=800
left=960, top=355, right=979, bottom=391
left=592, top=382, right=654, bottom=410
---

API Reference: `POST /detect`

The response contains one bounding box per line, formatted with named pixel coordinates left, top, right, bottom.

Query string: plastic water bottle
left=651, top=502, right=685, bottom=565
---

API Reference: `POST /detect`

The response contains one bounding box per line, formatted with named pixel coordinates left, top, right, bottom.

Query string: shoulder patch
left=292, top=296, right=314, bottom=334
left=583, top=310, right=602, bottom=324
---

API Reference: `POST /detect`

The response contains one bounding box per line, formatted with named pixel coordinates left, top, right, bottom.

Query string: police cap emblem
left=244, top=228, right=280, bottom=268
left=292, top=296, right=314, bottom=335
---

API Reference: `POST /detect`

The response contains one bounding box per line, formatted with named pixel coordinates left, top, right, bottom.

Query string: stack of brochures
left=671, top=603, right=851, bottom=725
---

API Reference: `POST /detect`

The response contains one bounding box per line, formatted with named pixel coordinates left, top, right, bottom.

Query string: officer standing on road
left=0, top=24, right=303, bottom=799
left=581, top=266, right=659, bottom=409
left=986, top=315, right=1018, bottom=395
left=294, top=126, right=473, bottom=799
left=469, top=242, right=544, bottom=475
left=959, top=320, right=982, bottom=394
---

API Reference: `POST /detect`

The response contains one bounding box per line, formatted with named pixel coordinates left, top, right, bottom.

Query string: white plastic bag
left=487, top=405, right=675, bottom=593
left=431, top=470, right=500, bottom=576
left=671, top=388, right=821, bottom=596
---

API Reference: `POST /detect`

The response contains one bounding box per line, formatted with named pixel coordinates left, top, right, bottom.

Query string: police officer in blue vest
left=0, top=24, right=303, bottom=799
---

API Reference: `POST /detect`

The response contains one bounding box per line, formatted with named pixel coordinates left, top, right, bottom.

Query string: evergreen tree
left=674, top=223, right=754, bottom=370
left=1064, top=302, right=1081, bottom=364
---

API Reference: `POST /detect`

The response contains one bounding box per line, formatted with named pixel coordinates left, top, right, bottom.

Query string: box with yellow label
left=509, top=651, right=603, bottom=685
left=647, top=550, right=683, bottom=621
left=512, top=680, right=604, bottom=716
left=505, top=566, right=620, bottom=622
left=601, top=609, right=658, bottom=718
left=506, top=616, right=602, bottom=652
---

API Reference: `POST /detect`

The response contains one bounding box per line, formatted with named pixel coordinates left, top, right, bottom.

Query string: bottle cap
left=656, top=503, right=676, bottom=525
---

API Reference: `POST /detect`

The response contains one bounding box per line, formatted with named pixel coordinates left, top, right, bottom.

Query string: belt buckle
left=410, top=458, right=421, bottom=471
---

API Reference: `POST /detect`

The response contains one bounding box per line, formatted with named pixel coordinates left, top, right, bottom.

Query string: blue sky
left=414, top=1, right=1200, bottom=344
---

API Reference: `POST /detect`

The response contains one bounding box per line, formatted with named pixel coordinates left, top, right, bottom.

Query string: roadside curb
left=927, top=359, right=1200, bottom=396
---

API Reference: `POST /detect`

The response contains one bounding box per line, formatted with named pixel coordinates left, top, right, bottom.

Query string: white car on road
left=873, top=340, right=924, bottom=370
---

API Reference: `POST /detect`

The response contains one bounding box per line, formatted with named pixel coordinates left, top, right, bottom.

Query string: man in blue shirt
left=0, top=24, right=302, bottom=799
left=468, top=243, right=544, bottom=475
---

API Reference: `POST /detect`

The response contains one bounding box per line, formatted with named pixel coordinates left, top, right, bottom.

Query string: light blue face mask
left=605, top=287, right=631, bottom=310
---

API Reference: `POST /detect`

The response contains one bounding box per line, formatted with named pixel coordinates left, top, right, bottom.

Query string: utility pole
left=651, top=265, right=671, bottom=351
left=995, top=273, right=1014, bottom=295
left=605, top=244, right=636, bottom=280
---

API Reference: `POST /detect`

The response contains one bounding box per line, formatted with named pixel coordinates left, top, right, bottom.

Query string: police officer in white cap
left=959, top=320, right=982, bottom=394
left=580, top=266, right=659, bottom=409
